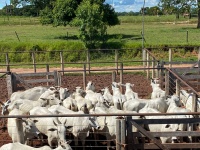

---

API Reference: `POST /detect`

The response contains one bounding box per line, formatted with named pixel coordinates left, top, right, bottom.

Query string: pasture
left=0, top=15, right=200, bottom=51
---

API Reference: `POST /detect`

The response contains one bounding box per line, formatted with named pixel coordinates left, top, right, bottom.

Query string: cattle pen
left=1, top=47, right=200, bottom=149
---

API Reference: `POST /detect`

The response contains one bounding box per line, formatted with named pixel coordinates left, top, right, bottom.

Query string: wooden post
left=159, top=61, right=164, bottom=89
left=146, top=52, right=149, bottom=79
left=112, top=71, right=116, bottom=82
left=198, top=47, right=200, bottom=60
left=115, top=49, right=119, bottom=74
left=152, top=57, right=155, bottom=79
left=6, top=73, right=14, bottom=97
left=165, top=70, right=169, bottom=96
left=120, top=63, right=123, bottom=93
left=121, top=119, right=126, bottom=150
left=156, top=61, right=160, bottom=79
left=127, top=117, right=133, bottom=150
left=31, top=52, right=36, bottom=73
left=53, top=70, right=58, bottom=86
left=5, top=53, right=10, bottom=72
left=86, top=50, right=90, bottom=74
left=169, top=48, right=172, bottom=68
left=192, top=93, right=197, bottom=112
left=46, top=64, right=49, bottom=86
left=83, top=64, right=86, bottom=90
left=60, top=51, right=64, bottom=75
left=176, top=79, right=180, bottom=96
left=116, top=119, right=121, bottom=150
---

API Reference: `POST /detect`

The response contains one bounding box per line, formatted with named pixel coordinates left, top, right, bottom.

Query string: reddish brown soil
left=0, top=73, right=152, bottom=148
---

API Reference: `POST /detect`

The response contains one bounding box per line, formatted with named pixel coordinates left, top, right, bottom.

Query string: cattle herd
left=0, top=78, right=197, bottom=150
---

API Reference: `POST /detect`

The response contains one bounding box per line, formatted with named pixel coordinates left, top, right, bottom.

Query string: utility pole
left=142, top=0, right=146, bottom=67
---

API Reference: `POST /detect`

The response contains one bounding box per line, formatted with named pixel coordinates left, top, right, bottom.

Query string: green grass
left=0, top=15, right=199, bottom=67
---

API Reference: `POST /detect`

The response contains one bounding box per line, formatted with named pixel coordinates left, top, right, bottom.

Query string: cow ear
left=48, top=128, right=57, bottom=132
left=66, top=140, right=72, bottom=144
left=32, top=119, right=38, bottom=123
left=165, top=124, right=170, bottom=128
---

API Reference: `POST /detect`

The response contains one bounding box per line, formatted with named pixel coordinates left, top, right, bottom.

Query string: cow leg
left=74, top=136, right=79, bottom=150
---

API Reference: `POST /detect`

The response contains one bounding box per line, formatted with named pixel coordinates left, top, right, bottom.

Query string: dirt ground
left=0, top=71, right=153, bottom=148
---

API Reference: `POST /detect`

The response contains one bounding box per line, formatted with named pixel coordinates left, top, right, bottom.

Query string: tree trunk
left=197, top=0, right=200, bottom=28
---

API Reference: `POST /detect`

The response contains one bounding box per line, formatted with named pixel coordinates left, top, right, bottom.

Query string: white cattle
left=55, top=86, right=71, bottom=101
left=150, top=78, right=166, bottom=99
left=2, top=87, right=60, bottom=115
left=101, top=87, right=113, bottom=106
left=0, top=142, right=72, bottom=150
left=62, top=97, right=78, bottom=112
left=139, top=107, right=181, bottom=143
left=123, top=96, right=168, bottom=113
left=7, top=108, right=39, bottom=144
left=73, top=87, right=93, bottom=113
left=111, top=83, right=127, bottom=110
left=180, top=89, right=200, bottom=112
left=91, top=106, right=138, bottom=150
left=120, top=83, right=138, bottom=100
left=54, top=107, right=100, bottom=150
left=9, top=86, right=48, bottom=101
left=29, top=106, right=67, bottom=147
left=84, top=81, right=105, bottom=106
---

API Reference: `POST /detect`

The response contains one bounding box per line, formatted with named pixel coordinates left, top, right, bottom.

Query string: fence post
left=116, top=118, right=121, bottom=150
left=5, top=53, right=10, bottom=72
left=169, top=48, right=172, bottom=68
left=176, top=79, right=180, bottom=96
left=159, top=61, right=165, bottom=90
left=53, top=70, right=58, bottom=86
left=115, top=49, right=119, bottom=74
left=151, top=57, right=155, bottom=79
left=192, top=93, right=197, bottom=112
left=112, top=71, right=116, bottom=82
left=83, top=64, right=86, bottom=90
left=156, top=61, right=160, bottom=79
left=146, top=52, right=149, bottom=79
left=31, top=52, right=36, bottom=73
left=6, top=72, right=14, bottom=97
left=120, top=63, right=123, bottom=93
left=46, top=64, right=49, bottom=86
left=121, top=119, right=126, bottom=150
left=87, top=50, right=90, bottom=74
left=60, top=51, right=64, bottom=75
left=165, top=69, right=169, bottom=95
left=127, top=117, right=133, bottom=150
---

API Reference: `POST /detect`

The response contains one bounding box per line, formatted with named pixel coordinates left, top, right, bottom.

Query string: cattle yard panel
left=1, top=113, right=200, bottom=150
left=6, top=70, right=61, bottom=97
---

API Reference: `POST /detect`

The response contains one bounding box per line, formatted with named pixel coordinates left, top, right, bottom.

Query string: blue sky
left=0, top=0, right=159, bottom=12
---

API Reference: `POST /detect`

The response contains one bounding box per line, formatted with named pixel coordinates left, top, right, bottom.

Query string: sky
left=0, top=0, right=159, bottom=12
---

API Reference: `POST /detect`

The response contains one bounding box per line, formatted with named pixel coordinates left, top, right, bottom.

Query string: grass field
left=0, top=15, right=199, bottom=46
left=0, top=15, right=199, bottom=66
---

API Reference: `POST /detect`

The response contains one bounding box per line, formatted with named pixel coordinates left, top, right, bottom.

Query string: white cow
left=111, top=83, right=127, bottom=110
left=120, top=83, right=139, bottom=100
left=84, top=81, right=105, bottom=106
left=139, top=107, right=180, bottom=143
left=29, top=106, right=67, bottom=147
left=150, top=78, right=166, bottom=99
left=7, top=108, right=39, bottom=144
left=101, top=87, right=113, bottom=106
left=54, top=106, right=100, bottom=150
left=0, top=142, right=72, bottom=150
left=123, top=96, right=168, bottom=113
left=9, top=86, right=48, bottom=101
left=91, top=106, right=138, bottom=150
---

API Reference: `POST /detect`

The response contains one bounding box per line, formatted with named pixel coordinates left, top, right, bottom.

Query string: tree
left=71, top=0, right=119, bottom=48
left=159, top=0, right=200, bottom=28
left=52, top=0, right=119, bottom=48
